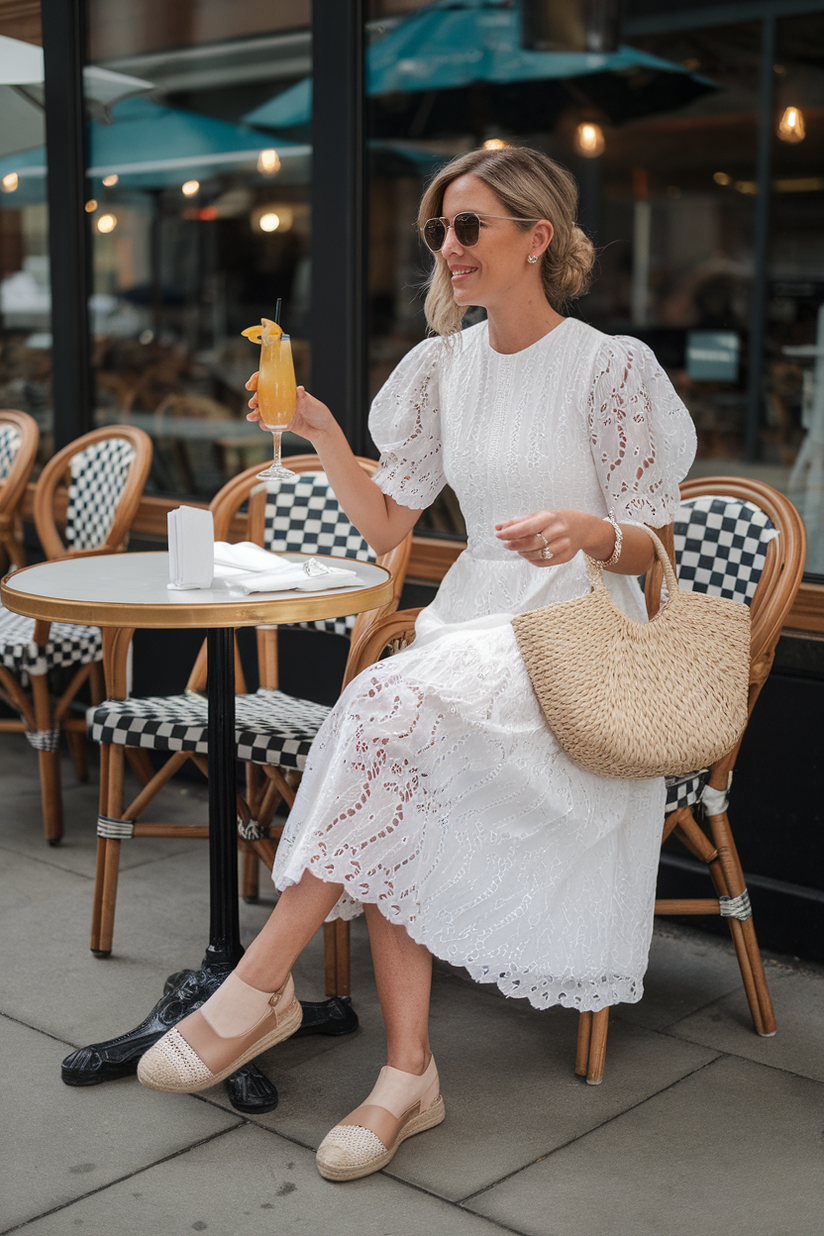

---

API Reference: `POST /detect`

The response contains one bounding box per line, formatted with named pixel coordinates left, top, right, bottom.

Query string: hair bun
left=545, top=225, right=594, bottom=307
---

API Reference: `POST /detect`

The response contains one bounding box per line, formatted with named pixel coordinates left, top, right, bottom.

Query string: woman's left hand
left=495, top=509, right=609, bottom=567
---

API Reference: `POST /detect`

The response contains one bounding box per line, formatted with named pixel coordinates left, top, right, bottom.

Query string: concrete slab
left=0, top=733, right=208, bottom=879
left=670, top=967, right=824, bottom=1082
left=467, top=1055, right=824, bottom=1236
left=0, top=1015, right=240, bottom=1233
left=616, top=921, right=744, bottom=1031
left=197, top=940, right=718, bottom=1203
left=16, top=1121, right=512, bottom=1236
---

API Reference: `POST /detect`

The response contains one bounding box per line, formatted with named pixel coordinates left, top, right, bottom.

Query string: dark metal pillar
left=42, top=0, right=93, bottom=448
left=744, top=16, right=776, bottom=461
left=204, top=627, right=242, bottom=969
left=310, top=0, right=368, bottom=455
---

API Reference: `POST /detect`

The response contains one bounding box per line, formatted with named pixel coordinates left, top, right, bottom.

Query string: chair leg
left=91, top=743, right=125, bottom=956
left=323, top=919, right=351, bottom=998
left=66, top=729, right=88, bottom=783
left=708, top=810, right=776, bottom=1037
left=575, top=1007, right=610, bottom=1085
left=240, top=844, right=260, bottom=902
left=31, top=671, right=62, bottom=844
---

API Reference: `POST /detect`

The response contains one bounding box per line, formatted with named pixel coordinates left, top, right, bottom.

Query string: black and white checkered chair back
left=0, top=423, right=21, bottom=483
left=260, top=471, right=377, bottom=636
left=664, top=495, right=778, bottom=815
left=65, top=437, right=137, bottom=550
left=674, top=495, right=778, bottom=606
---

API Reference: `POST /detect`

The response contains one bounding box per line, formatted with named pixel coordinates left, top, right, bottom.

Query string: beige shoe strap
left=338, top=1056, right=440, bottom=1151
left=200, top=971, right=291, bottom=1038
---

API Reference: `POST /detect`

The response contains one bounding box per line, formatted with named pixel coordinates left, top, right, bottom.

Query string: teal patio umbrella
left=245, top=0, right=714, bottom=139
left=0, top=96, right=309, bottom=204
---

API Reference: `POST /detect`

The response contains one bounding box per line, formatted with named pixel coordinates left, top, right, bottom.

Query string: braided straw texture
left=512, top=529, right=750, bottom=778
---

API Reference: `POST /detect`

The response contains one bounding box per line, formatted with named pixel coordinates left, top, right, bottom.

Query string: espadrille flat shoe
left=137, top=971, right=302, bottom=1094
left=316, top=1054, right=444, bottom=1182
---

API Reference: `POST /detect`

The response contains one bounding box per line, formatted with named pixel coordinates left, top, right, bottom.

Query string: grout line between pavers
left=0, top=840, right=96, bottom=880
left=656, top=1024, right=824, bottom=1084
left=0, top=1008, right=78, bottom=1048
left=0, top=1123, right=245, bottom=1236
left=457, top=1051, right=726, bottom=1207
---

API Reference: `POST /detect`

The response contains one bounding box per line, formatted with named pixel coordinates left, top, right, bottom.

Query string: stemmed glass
left=255, top=331, right=297, bottom=481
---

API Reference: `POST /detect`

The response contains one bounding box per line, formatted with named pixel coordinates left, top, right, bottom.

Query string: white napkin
left=213, top=541, right=361, bottom=594
left=167, top=506, right=215, bottom=590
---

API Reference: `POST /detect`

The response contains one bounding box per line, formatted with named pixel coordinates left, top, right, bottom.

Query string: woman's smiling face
left=438, top=173, right=550, bottom=310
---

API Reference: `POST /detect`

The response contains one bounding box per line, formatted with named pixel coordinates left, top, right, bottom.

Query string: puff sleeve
left=588, top=335, right=697, bottom=527
left=368, top=336, right=447, bottom=511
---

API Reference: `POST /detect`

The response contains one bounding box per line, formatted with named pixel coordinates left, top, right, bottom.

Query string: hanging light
left=1, top=172, right=18, bottom=193
left=575, top=122, right=605, bottom=158
left=257, top=149, right=280, bottom=175
left=259, top=212, right=280, bottom=232
left=182, top=180, right=200, bottom=196
left=778, top=106, right=806, bottom=143
left=85, top=199, right=98, bottom=213
left=97, top=214, right=117, bottom=233
left=102, top=173, right=119, bottom=187
left=713, top=172, right=731, bottom=186
left=482, top=138, right=508, bottom=150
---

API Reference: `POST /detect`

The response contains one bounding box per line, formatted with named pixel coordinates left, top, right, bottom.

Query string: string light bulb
left=575, top=122, right=605, bottom=158
left=1, top=172, right=18, bottom=192
left=257, top=149, right=280, bottom=175
left=482, top=138, right=508, bottom=150
left=778, top=106, right=806, bottom=143
left=182, top=180, right=200, bottom=196
left=85, top=199, right=98, bottom=213
left=97, top=214, right=117, bottom=233
left=102, top=173, right=119, bottom=187
left=259, top=212, right=280, bottom=232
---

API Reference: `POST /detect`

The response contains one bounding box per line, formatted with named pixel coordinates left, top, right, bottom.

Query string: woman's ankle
left=234, top=956, right=290, bottom=995
left=385, top=1045, right=432, bottom=1076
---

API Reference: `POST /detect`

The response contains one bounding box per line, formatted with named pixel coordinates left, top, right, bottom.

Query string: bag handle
left=584, top=526, right=679, bottom=606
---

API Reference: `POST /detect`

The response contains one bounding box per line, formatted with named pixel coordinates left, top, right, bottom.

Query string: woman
left=138, top=147, right=696, bottom=1181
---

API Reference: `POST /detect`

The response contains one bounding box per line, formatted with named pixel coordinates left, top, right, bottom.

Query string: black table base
left=61, top=958, right=358, bottom=1114
left=62, top=629, right=357, bottom=1115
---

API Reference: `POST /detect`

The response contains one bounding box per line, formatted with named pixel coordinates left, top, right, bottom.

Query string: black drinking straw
left=274, top=297, right=282, bottom=327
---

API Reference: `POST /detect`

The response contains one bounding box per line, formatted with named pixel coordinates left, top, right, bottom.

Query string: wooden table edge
left=1, top=554, right=394, bottom=629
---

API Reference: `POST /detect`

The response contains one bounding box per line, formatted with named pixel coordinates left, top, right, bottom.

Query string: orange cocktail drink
left=242, top=317, right=297, bottom=480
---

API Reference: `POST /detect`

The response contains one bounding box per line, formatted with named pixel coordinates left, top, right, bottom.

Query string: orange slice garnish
left=241, top=317, right=282, bottom=345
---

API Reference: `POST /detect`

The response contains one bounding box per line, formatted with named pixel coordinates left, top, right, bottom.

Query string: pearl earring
left=527, top=254, right=538, bottom=264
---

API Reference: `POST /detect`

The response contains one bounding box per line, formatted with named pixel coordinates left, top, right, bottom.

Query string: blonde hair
left=417, top=147, right=594, bottom=337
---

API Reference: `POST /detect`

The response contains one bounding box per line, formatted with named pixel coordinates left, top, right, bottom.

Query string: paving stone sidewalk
left=1, top=734, right=821, bottom=1236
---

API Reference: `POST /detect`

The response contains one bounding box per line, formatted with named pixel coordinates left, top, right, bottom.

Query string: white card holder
left=167, top=506, right=215, bottom=591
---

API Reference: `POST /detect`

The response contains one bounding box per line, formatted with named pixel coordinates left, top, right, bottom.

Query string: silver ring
left=540, top=547, right=553, bottom=560
left=537, top=532, right=549, bottom=548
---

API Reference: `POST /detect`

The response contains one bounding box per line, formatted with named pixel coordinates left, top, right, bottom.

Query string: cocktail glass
left=245, top=322, right=297, bottom=481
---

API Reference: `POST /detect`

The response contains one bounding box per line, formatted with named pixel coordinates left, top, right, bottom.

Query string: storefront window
left=84, top=0, right=312, bottom=498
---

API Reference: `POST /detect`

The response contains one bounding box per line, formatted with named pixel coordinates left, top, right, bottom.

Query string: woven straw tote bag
left=511, top=528, right=750, bottom=778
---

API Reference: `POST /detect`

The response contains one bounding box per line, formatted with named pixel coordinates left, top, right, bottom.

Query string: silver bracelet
left=592, top=509, right=623, bottom=567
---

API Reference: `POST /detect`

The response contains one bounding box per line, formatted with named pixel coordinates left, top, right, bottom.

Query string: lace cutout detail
left=369, top=336, right=446, bottom=511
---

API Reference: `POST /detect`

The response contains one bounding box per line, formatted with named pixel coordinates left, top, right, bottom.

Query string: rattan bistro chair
left=576, top=477, right=806, bottom=1085
left=86, top=457, right=412, bottom=974
left=0, top=409, right=39, bottom=571
left=338, top=478, right=806, bottom=1083
left=0, top=426, right=152, bottom=844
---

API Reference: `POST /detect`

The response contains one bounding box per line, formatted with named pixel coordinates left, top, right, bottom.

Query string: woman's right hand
left=245, top=373, right=337, bottom=442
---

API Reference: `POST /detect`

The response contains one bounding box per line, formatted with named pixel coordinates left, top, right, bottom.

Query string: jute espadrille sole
left=138, top=994, right=303, bottom=1093
left=317, top=1094, right=446, bottom=1182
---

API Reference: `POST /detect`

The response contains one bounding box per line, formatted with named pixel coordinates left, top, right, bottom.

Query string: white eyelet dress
left=272, top=318, right=697, bottom=1012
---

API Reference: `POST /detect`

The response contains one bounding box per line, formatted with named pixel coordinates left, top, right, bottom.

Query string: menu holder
left=167, top=506, right=215, bottom=591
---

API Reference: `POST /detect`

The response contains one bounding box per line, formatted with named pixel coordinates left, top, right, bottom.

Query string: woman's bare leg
left=364, top=904, right=432, bottom=1075
left=235, top=869, right=344, bottom=992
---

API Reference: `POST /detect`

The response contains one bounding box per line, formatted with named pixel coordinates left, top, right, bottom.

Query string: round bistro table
left=1, top=551, right=393, bottom=1112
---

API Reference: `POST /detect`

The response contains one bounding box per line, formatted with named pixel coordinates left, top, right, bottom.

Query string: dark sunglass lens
left=423, top=219, right=446, bottom=251
left=454, top=213, right=480, bottom=246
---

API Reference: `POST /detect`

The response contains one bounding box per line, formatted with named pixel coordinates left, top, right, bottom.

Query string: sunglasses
left=421, top=211, right=541, bottom=253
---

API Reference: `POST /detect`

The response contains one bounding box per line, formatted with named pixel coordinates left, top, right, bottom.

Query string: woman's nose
left=440, top=225, right=463, bottom=260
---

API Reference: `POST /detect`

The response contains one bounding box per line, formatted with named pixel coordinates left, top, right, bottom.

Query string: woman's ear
left=531, top=219, right=554, bottom=256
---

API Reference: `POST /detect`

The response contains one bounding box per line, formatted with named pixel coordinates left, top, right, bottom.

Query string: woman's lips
left=450, top=267, right=477, bottom=283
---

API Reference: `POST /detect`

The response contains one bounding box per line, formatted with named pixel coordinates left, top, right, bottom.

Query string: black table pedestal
left=62, top=629, right=357, bottom=1113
